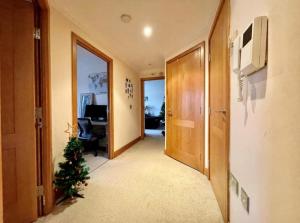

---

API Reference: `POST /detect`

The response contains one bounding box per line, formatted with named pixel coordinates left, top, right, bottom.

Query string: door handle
left=215, top=109, right=227, bottom=114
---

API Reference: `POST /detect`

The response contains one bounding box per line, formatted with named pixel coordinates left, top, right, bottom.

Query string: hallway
left=38, top=136, right=223, bottom=223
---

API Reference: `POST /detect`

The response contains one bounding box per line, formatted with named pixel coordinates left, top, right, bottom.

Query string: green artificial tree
left=54, top=136, right=90, bottom=200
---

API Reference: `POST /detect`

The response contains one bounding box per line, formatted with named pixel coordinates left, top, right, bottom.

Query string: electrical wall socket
left=241, top=187, right=250, bottom=213
left=230, top=173, right=239, bottom=196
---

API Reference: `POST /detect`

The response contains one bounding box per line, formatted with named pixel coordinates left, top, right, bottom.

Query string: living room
left=142, top=78, right=165, bottom=138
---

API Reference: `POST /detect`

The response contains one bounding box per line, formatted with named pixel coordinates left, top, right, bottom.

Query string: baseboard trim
left=113, top=136, right=141, bottom=158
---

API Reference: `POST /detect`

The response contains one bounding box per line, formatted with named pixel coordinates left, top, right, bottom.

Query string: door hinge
left=35, top=107, right=43, bottom=128
left=34, top=28, right=41, bottom=40
left=37, top=185, right=44, bottom=196
left=228, top=38, right=233, bottom=49
left=37, top=185, right=46, bottom=206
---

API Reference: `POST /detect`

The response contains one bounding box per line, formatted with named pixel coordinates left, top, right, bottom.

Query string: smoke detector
left=120, top=14, right=132, bottom=23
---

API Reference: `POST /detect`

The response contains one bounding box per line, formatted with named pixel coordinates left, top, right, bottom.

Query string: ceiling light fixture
left=143, top=26, right=153, bottom=37
left=120, top=14, right=132, bottom=23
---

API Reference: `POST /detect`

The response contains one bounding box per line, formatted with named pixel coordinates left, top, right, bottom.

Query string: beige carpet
left=37, top=136, right=223, bottom=223
left=84, top=151, right=108, bottom=173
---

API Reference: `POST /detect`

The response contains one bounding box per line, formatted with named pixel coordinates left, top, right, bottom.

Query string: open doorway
left=141, top=77, right=165, bottom=139
left=72, top=33, right=114, bottom=173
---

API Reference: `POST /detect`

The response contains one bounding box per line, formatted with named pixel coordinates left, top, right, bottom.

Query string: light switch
left=230, top=173, right=239, bottom=196
left=241, top=187, right=250, bottom=213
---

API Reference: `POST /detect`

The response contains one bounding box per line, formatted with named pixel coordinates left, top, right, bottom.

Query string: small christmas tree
left=54, top=136, right=90, bottom=200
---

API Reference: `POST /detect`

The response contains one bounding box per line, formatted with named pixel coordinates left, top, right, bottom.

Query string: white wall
left=144, top=80, right=165, bottom=116
left=230, top=0, right=300, bottom=222
left=77, top=45, right=108, bottom=117
left=50, top=7, right=141, bottom=168
left=113, top=63, right=141, bottom=150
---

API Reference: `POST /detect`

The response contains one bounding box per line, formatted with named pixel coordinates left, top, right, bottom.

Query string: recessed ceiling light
left=143, top=26, right=153, bottom=37
left=120, top=14, right=132, bottom=23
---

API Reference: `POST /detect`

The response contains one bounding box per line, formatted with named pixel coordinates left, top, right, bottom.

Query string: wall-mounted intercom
left=232, top=36, right=241, bottom=74
left=240, top=16, right=268, bottom=75
left=233, top=16, right=268, bottom=76
left=232, top=16, right=268, bottom=102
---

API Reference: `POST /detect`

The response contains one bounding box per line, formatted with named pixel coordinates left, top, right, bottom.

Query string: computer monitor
left=84, top=105, right=107, bottom=121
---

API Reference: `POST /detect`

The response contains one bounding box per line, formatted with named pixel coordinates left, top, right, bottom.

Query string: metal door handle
left=215, top=109, right=227, bottom=114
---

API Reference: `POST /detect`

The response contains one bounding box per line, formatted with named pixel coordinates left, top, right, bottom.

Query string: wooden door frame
left=208, top=0, right=230, bottom=221
left=36, top=0, right=53, bottom=215
left=0, top=53, right=3, bottom=222
left=140, top=76, right=165, bottom=139
left=71, top=32, right=114, bottom=159
left=165, top=42, right=206, bottom=173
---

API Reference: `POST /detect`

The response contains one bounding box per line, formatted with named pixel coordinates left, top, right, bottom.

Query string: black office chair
left=78, top=118, right=100, bottom=156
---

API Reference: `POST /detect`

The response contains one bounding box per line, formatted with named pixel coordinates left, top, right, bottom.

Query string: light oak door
left=0, top=0, right=38, bottom=222
left=209, top=0, right=230, bottom=222
left=166, top=44, right=205, bottom=172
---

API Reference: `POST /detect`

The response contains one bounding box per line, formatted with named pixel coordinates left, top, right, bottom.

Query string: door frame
left=71, top=32, right=114, bottom=159
left=165, top=42, right=206, bottom=173
left=0, top=52, right=3, bottom=222
left=140, top=76, right=165, bottom=139
left=208, top=0, right=230, bottom=221
left=36, top=0, right=53, bottom=215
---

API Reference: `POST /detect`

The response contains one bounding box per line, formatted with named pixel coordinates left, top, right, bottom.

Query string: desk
left=91, top=121, right=107, bottom=126
left=91, top=121, right=108, bottom=151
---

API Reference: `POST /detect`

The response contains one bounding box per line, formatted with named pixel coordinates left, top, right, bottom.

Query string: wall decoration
left=125, top=78, right=134, bottom=98
left=125, top=77, right=134, bottom=109
left=88, top=72, right=107, bottom=94
left=80, top=93, right=94, bottom=117
left=64, top=122, right=77, bottom=138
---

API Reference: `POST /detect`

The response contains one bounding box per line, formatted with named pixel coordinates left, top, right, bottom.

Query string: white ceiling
left=50, top=0, right=219, bottom=75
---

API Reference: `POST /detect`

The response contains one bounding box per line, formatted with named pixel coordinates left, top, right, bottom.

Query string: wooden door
left=166, top=43, right=205, bottom=172
left=209, top=0, right=230, bottom=222
left=0, top=47, right=3, bottom=222
left=0, top=0, right=38, bottom=222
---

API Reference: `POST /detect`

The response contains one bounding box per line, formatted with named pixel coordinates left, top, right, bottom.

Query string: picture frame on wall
left=80, top=93, right=94, bottom=117
left=88, top=72, right=108, bottom=94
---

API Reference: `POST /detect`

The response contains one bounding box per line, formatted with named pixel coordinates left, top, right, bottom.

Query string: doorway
left=165, top=42, right=205, bottom=173
left=71, top=33, right=114, bottom=172
left=209, top=0, right=230, bottom=222
left=141, top=77, right=165, bottom=139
